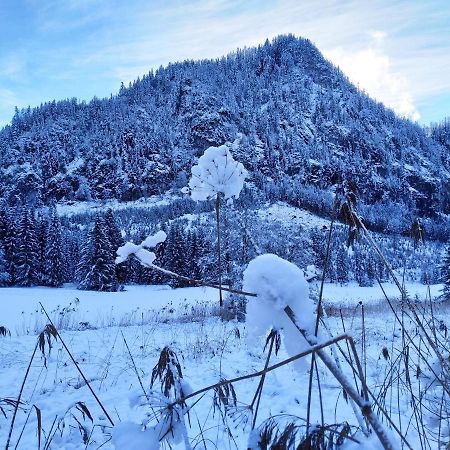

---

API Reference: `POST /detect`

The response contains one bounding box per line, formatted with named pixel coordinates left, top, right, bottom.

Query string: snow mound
left=243, top=254, right=316, bottom=372
left=185, top=144, right=247, bottom=201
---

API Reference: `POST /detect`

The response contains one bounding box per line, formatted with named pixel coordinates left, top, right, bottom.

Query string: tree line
left=0, top=203, right=444, bottom=292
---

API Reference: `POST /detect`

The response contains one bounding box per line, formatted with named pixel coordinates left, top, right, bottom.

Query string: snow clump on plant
left=183, top=144, right=247, bottom=201
left=243, top=254, right=316, bottom=372
left=115, top=230, right=167, bottom=267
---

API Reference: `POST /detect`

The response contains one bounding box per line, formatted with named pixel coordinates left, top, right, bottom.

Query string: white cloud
left=324, top=34, right=421, bottom=121
left=0, top=54, right=26, bottom=80
left=3, top=0, right=449, bottom=125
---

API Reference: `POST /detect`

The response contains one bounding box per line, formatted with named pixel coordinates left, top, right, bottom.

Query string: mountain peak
left=0, top=36, right=449, bottom=238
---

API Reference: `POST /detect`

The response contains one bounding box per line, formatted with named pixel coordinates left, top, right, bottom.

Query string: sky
left=0, top=0, right=449, bottom=127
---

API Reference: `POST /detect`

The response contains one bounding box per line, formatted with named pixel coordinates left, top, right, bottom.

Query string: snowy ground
left=0, top=282, right=447, bottom=449
left=55, top=193, right=176, bottom=217
left=320, top=281, right=443, bottom=307
left=0, top=285, right=219, bottom=336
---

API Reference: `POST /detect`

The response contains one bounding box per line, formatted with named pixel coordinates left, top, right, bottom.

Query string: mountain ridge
left=0, top=34, right=449, bottom=237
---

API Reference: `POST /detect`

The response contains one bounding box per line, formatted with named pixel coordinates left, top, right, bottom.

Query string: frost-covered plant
left=46, top=402, right=94, bottom=448
left=5, top=323, right=58, bottom=450
left=243, top=254, right=398, bottom=450
left=183, top=144, right=247, bottom=202
left=183, top=143, right=247, bottom=307
left=0, top=325, right=10, bottom=337
left=248, top=416, right=358, bottom=450
left=112, top=347, right=192, bottom=450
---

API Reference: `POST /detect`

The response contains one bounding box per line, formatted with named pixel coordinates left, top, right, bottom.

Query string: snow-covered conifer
left=78, top=215, right=118, bottom=291
left=0, top=247, right=10, bottom=286
left=441, top=245, right=450, bottom=301
left=15, top=207, right=40, bottom=286
left=104, top=209, right=126, bottom=283
left=44, top=207, right=64, bottom=287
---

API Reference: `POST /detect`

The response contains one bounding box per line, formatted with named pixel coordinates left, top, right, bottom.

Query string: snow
left=116, top=230, right=167, bottom=266
left=112, top=422, right=159, bottom=450
left=0, top=282, right=447, bottom=448
left=134, top=248, right=157, bottom=266
left=340, top=432, right=384, bottom=449
left=184, top=144, right=247, bottom=201
left=115, top=242, right=141, bottom=264
left=140, top=230, right=167, bottom=249
left=56, top=193, right=174, bottom=217
left=0, top=285, right=218, bottom=335
left=256, top=202, right=330, bottom=230
left=243, top=254, right=316, bottom=372
left=321, top=281, right=443, bottom=308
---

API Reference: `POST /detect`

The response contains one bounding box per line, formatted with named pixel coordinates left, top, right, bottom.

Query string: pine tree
left=103, top=209, right=126, bottom=283
left=335, top=245, right=349, bottom=285
left=0, top=209, right=12, bottom=284
left=148, top=224, right=169, bottom=285
left=2, top=209, right=17, bottom=284
left=15, top=207, right=40, bottom=286
left=441, top=246, right=450, bottom=301
left=77, top=216, right=118, bottom=291
left=0, top=247, right=10, bottom=286
left=164, top=223, right=188, bottom=288
left=44, top=207, right=64, bottom=287
left=188, top=229, right=203, bottom=281
left=76, top=229, right=93, bottom=285
left=36, top=212, right=48, bottom=284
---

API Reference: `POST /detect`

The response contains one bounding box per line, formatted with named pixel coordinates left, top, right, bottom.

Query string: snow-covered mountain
left=0, top=34, right=449, bottom=235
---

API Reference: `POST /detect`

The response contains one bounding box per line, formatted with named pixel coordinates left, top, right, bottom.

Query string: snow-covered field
left=0, top=285, right=219, bottom=336
left=0, top=282, right=447, bottom=449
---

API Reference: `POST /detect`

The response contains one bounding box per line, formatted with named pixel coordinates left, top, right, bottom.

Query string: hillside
left=0, top=35, right=449, bottom=238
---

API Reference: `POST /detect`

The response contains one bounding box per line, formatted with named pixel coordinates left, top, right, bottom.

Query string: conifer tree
left=44, top=207, right=64, bottom=287
left=441, top=246, right=450, bottom=301
left=0, top=247, right=10, bottom=286
left=0, top=209, right=12, bottom=284
left=36, top=212, right=48, bottom=284
left=76, top=229, right=92, bottom=285
left=164, top=223, right=188, bottom=287
left=15, top=207, right=40, bottom=286
left=335, top=245, right=349, bottom=285
left=77, top=216, right=118, bottom=291
left=104, top=209, right=126, bottom=283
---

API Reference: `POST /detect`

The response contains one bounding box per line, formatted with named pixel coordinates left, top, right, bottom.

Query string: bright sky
left=0, top=0, right=449, bottom=127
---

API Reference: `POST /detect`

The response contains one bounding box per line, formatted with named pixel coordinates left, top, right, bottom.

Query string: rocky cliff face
left=0, top=35, right=448, bottom=225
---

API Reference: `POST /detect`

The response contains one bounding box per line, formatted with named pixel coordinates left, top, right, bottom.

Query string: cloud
left=2, top=0, right=449, bottom=125
left=0, top=53, right=26, bottom=80
left=324, top=33, right=421, bottom=121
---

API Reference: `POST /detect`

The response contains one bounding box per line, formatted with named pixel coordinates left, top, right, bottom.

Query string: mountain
left=430, top=118, right=450, bottom=152
left=0, top=34, right=449, bottom=237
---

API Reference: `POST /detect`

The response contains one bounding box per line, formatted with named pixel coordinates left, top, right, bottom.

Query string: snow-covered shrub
left=183, top=143, right=247, bottom=201
left=113, top=347, right=191, bottom=450
left=243, top=254, right=316, bottom=371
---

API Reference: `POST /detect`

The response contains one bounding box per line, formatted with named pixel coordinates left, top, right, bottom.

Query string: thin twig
left=39, top=303, right=115, bottom=426
left=5, top=343, right=38, bottom=450
left=171, top=334, right=351, bottom=407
